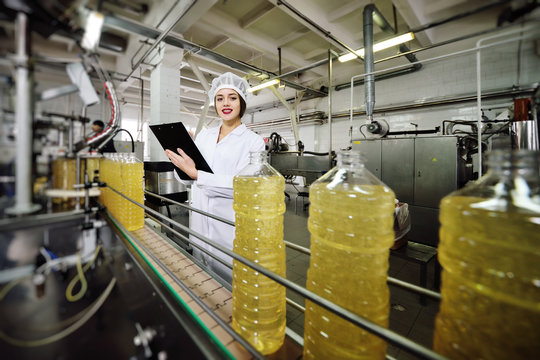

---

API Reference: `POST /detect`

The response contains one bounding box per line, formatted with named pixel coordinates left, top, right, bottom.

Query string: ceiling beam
left=303, top=48, right=328, bottom=61
left=268, top=0, right=362, bottom=51
left=198, top=9, right=326, bottom=77
left=276, top=28, right=310, bottom=47
left=104, top=14, right=327, bottom=96
left=393, top=0, right=435, bottom=46
left=423, top=0, right=470, bottom=16
left=327, top=0, right=371, bottom=22
left=207, top=35, right=230, bottom=50
left=240, top=2, right=275, bottom=29
left=115, top=0, right=216, bottom=94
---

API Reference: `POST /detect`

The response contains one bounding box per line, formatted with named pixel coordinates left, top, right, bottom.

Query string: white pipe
left=348, top=23, right=539, bottom=142
left=195, top=101, right=210, bottom=138
left=6, top=13, right=41, bottom=215
left=269, top=86, right=302, bottom=148
left=87, top=81, right=120, bottom=150
left=186, top=54, right=212, bottom=138
left=328, top=50, right=333, bottom=157
left=349, top=76, right=355, bottom=146
left=474, top=26, right=533, bottom=177
left=476, top=42, right=483, bottom=177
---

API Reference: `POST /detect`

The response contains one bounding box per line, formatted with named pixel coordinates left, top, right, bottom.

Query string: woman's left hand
left=166, top=148, right=198, bottom=180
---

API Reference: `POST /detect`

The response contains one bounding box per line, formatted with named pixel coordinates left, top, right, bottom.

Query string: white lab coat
left=175, top=122, right=265, bottom=284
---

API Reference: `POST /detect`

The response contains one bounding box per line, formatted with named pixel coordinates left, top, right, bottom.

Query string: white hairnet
left=208, top=72, right=250, bottom=106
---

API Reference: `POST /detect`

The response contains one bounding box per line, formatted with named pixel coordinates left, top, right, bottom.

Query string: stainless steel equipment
left=353, top=136, right=472, bottom=246
left=269, top=153, right=333, bottom=186
left=144, top=161, right=186, bottom=196
left=512, top=120, right=539, bottom=150
left=0, top=211, right=239, bottom=359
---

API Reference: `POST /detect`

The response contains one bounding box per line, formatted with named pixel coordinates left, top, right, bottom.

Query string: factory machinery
left=0, top=23, right=445, bottom=359
left=0, top=172, right=445, bottom=359
left=1, top=5, right=539, bottom=360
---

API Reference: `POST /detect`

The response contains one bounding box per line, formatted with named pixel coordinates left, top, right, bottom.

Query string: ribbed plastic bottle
left=86, top=155, right=100, bottom=183
left=53, top=157, right=80, bottom=208
left=232, top=151, right=286, bottom=355
left=110, top=153, right=122, bottom=218
left=98, top=153, right=111, bottom=206
left=118, top=153, right=129, bottom=224
left=303, top=150, right=395, bottom=360
left=434, top=150, right=540, bottom=359
left=123, top=153, right=145, bottom=231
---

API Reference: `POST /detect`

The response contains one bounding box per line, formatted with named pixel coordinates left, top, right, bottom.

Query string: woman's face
left=215, top=88, right=241, bottom=122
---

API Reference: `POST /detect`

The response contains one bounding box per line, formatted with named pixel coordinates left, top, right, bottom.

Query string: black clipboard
left=149, top=122, right=213, bottom=180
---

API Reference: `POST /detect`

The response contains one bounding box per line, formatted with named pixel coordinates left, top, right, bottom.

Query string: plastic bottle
left=232, top=151, right=286, bottom=355
left=53, top=157, right=80, bottom=208
left=85, top=155, right=100, bottom=183
left=123, top=153, right=145, bottom=231
left=110, top=153, right=121, bottom=218
left=303, top=150, right=395, bottom=360
left=98, top=153, right=111, bottom=206
left=434, top=150, right=540, bottom=359
left=118, top=153, right=128, bottom=224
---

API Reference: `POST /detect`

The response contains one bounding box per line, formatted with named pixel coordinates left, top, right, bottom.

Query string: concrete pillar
left=149, top=44, right=183, bottom=161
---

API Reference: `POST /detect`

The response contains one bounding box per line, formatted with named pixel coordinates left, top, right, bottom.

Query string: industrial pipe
left=124, top=0, right=197, bottom=81
left=328, top=49, right=333, bottom=165
left=348, top=22, right=539, bottom=144
left=364, top=5, right=375, bottom=123
left=104, top=15, right=326, bottom=97
left=6, top=13, right=41, bottom=215
left=276, top=0, right=360, bottom=57
left=474, top=26, right=537, bottom=176
left=272, top=1, right=510, bottom=84
left=85, top=81, right=120, bottom=150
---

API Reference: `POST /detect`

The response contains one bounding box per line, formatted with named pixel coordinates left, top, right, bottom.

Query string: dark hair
left=214, top=92, right=247, bottom=119
left=239, top=96, right=246, bottom=118
left=92, top=120, right=105, bottom=128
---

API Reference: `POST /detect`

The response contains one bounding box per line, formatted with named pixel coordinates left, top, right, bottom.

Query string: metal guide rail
left=113, top=221, right=255, bottom=359
left=106, top=212, right=302, bottom=360
left=111, top=187, right=447, bottom=359
left=145, top=190, right=441, bottom=302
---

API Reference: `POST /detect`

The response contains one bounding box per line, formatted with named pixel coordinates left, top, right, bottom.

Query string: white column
left=6, top=13, right=41, bottom=215
left=149, top=45, right=183, bottom=161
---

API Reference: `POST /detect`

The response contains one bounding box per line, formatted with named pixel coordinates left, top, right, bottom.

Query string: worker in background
left=91, top=120, right=116, bottom=153
left=166, top=72, right=265, bottom=284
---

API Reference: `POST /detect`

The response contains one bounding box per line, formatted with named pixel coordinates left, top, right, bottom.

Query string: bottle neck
left=486, top=150, right=539, bottom=178
left=249, top=151, right=267, bottom=165
left=336, top=151, right=365, bottom=168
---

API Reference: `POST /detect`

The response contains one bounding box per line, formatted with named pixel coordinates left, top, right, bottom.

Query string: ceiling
left=0, top=0, right=536, bottom=115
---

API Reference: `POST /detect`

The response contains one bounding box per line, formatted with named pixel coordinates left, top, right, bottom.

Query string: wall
left=250, top=32, right=540, bottom=154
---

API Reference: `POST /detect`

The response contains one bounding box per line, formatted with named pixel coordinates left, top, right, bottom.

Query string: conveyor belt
left=129, top=225, right=253, bottom=359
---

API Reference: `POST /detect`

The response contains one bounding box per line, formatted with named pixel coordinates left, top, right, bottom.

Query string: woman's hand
left=165, top=148, right=198, bottom=180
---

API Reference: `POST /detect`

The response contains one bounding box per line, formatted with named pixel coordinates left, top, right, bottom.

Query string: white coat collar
left=210, top=122, right=247, bottom=137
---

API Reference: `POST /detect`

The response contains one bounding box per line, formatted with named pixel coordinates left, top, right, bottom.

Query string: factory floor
left=283, top=190, right=440, bottom=360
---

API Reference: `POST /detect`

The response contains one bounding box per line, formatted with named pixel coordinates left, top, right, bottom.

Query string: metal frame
left=105, top=210, right=264, bottom=360
left=112, top=187, right=446, bottom=359
left=103, top=14, right=327, bottom=97
left=348, top=21, right=540, bottom=147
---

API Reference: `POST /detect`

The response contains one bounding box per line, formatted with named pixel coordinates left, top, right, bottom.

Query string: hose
left=0, top=277, right=116, bottom=347
left=65, top=245, right=102, bottom=302
left=0, top=278, right=24, bottom=301
left=114, top=128, right=135, bottom=152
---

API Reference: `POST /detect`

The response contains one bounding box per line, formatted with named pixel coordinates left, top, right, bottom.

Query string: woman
left=166, top=72, right=265, bottom=284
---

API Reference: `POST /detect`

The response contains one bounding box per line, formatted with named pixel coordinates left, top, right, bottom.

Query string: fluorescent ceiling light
left=338, top=32, right=415, bottom=63
left=248, top=79, right=280, bottom=93
left=81, top=11, right=104, bottom=51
